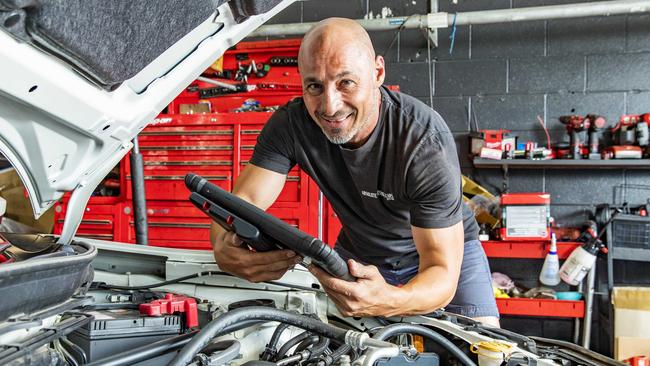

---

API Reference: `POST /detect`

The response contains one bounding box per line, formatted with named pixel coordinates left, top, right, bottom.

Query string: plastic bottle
left=539, top=233, right=561, bottom=286
left=559, top=240, right=598, bottom=286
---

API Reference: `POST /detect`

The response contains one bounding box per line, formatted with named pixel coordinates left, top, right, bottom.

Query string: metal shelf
left=610, top=247, right=650, bottom=262
left=481, top=240, right=580, bottom=259
left=473, top=158, right=650, bottom=169
left=496, top=298, right=585, bottom=318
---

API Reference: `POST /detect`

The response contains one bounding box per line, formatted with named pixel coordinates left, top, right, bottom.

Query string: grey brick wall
left=261, top=0, right=650, bottom=352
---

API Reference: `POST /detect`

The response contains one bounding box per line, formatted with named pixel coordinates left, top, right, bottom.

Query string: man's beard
left=321, top=97, right=377, bottom=145
left=324, top=118, right=364, bottom=144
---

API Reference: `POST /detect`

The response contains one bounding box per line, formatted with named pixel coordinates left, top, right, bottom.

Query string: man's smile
left=319, top=112, right=354, bottom=127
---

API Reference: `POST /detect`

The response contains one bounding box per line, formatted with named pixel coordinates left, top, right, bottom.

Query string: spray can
left=539, top=233, right=561, bottom=286
left=559, top=239, right=599, bottom=286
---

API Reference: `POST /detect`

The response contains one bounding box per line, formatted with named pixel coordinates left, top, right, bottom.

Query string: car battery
left=65, top=309, right=182, bottom=365
left=500, top=193, right=551, bottom=241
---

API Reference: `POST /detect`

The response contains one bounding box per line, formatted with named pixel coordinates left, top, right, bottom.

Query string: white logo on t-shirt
left=361, top=190, right=395, bottom=201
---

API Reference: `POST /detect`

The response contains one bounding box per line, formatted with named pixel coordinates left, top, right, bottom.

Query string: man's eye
left=306, top=83, right=322, bottom=94
left=340, top=79, right=356, bottom=89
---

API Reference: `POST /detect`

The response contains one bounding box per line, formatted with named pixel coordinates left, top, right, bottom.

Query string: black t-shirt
left=250, top=86, right=479, bottom=269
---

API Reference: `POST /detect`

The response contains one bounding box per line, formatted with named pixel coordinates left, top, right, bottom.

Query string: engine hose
left=318, top=344, right=352, bottom=366
left=372, top=324, right=477, bottom=366
left=262, top=323, right=291, bottom=360
left=168, top=307, right=350, bottom=366
left=200, top=340, right=239, bottom=355
left=189, top=340, right=241, bottom=366
left=295, top=335, right=321, bottom=353
left=276, top=331, right=311, bottom=361
left=306, top=337, right=330, bottom=360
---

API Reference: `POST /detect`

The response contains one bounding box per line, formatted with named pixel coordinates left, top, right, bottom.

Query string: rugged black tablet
left=185, top=173, right=354, bottom=281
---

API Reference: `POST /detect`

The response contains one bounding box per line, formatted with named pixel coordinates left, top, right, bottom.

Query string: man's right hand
left=212, top=230, right=301, bottom=283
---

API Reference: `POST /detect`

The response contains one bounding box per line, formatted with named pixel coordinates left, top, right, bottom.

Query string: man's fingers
left=223, top=232, right=244, bottom=247
left=310, top=265, right=356, bottom=298
left=264, top=256, right=301, bottom=272
left=239, top=249, right=298, bottom=267
left=347, top=259, right=380, bottom=280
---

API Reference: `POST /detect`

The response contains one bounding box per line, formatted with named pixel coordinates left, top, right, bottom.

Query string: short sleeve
left=249, top=108, right=297, bottom=175
left=406, top=132, right=463, bottom=229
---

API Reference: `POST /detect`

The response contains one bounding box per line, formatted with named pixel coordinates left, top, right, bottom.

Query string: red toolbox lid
left=501, top=192, right=550, bottom=205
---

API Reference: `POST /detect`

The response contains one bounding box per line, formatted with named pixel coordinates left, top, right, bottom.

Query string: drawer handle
left=141, top=130, right=233, bottom=136
left=133, top=222, right=211, bottom=229
left=60, top=219, right=112, bottom=225
left=79, top=234, right=114, bottom=239
left=144, top=161, right=232, bottom=166
left=241, top=129, right=262, bottom=135
left=127, top=175, right=229, bottom=181
left=141, top=145, right=233, bottom=151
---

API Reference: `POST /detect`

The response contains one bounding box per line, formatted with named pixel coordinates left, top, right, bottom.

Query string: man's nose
left=321, top=85, right=342, bottom=116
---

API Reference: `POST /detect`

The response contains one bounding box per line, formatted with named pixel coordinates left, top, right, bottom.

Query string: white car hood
left=0, top=0, right=295, bottom=244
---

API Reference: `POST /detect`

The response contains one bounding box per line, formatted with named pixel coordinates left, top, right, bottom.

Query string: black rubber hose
left=372, top=324, right=477, bottom=366
left=200, top=340, right=238, bottom=355
left=262, top=323, right=291, bottom=360
left=275, top=332, right=311, bottom=361
left=168, top=307, right=349, bottom=366
left=318, top=344, right=352, bottom=366
left=191, top=340, right=240, bottom=366
left=307, top=337, right=330, bottom=360
left=295, top=335, right=321, bottom=353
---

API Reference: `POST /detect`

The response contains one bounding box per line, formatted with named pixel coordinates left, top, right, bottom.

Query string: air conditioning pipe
left=249, top=0, right=650, bottom=37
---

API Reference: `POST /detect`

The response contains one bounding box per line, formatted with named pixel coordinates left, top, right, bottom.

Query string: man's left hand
left=308, top=259, right=399, bottom=317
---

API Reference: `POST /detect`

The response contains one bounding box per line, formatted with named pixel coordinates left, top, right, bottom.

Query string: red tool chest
left=53, top=197, right=128, bottom=242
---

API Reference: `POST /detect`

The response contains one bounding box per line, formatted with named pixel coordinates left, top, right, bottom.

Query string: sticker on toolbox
left=505, top=206, right=548, bottom=237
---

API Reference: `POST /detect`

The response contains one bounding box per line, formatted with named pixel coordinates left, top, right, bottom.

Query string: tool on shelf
left=558, top=114, right=607, bottom=160
left=603, top=114, right=649, bottom=159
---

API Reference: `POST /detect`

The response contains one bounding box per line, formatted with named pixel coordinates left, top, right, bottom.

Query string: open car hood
left=0, top=0, right=295, bottom=244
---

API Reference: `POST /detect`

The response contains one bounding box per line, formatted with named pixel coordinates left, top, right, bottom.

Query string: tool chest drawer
left=54, top=201, right=125, bottom=242
left=140, top=141, right=234, bottom=158
left=126, top=170, right=232, bottom=201
left=141, top=155, right=233, bottom=171
left=124, top=201, right=212, bottom=249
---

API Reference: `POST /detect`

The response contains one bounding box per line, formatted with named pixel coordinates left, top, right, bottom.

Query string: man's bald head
left=299, top=18, right=376, bottom=67
left=297, top=17, right=385, bottom=148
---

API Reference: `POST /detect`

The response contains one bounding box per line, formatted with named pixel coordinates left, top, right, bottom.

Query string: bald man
left=210, top=18, right=499, bottom=325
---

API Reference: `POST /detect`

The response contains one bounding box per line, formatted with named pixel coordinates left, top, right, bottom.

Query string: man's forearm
left=387, top=266, right=457, bottom=316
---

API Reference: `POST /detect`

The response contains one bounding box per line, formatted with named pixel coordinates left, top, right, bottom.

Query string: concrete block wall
left=262, top=0, right=650, bottom=352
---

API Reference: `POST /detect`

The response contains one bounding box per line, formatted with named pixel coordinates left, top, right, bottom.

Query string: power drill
left=613, top=115, right=641, bottom=146
left=559, top=115, right=606, bottom=159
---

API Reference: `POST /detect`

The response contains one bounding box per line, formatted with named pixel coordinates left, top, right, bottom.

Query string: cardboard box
left=179, top=103, right=210, bottom=114
left=0, top=168, right=54, bottom=233
left=613, top=287, right=650, bottom=360
left=616, top=337, right=650, bottom=361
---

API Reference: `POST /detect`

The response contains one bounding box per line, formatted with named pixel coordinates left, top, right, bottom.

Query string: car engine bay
left=0, top=236, right=624, bottom=366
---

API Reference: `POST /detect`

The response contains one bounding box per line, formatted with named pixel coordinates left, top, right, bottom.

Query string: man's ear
left=374, top=55, right=386, bottom=86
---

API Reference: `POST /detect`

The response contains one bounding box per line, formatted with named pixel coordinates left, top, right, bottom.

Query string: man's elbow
left=413, top=270, right=459, bottom=314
